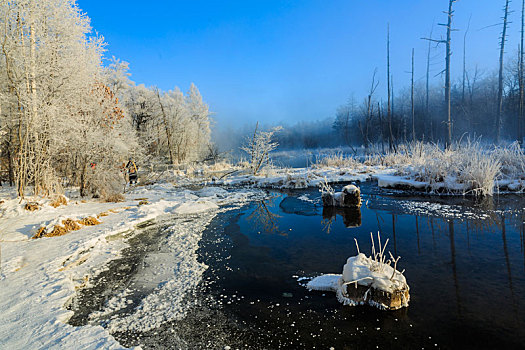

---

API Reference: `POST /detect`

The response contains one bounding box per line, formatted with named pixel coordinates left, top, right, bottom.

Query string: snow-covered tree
left=0, top=0, right=138, bottom=198
left=241, top=122, right=283, bottom=175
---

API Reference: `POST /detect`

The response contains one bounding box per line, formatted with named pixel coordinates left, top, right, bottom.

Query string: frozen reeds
left=354, top=232, right=403, bottom=280
left=367, top=140, right=520, bottom=196
left=313, top=152, right=361, bottom=169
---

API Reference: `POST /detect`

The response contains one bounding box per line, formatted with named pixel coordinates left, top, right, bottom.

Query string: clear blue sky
left=78, top=0, right=516, bottom=126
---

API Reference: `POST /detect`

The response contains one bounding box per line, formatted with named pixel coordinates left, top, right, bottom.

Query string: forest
left=0, top=1, right=212, bottom=200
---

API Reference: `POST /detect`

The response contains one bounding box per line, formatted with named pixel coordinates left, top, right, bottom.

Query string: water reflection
left=247, top=198, right=284, bottom=235
left=321, top=207, right=361, bottom=233
left=448, top=219, right=462, bottom=318
left=223, top=188, right=525, bottom=348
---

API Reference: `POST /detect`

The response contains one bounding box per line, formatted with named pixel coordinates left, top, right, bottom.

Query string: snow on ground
left=0, top=183, right=262, bottom=349
left=374, top=174, right=427, bottom=190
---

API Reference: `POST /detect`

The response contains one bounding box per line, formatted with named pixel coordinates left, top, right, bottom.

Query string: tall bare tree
left=426, top=24, right=434, bottom=141
left=518, top=0, right=525, bottom=145
left=387, top=24, right=395, bottom=151
left=423, top=0, right=456, bottom=147
left=444, top=0, right=456, bottom=147
left=496, top=0, right=511, bottom=143
left=462, top=15, right=472, bottom=103
left=411, top=48, right=416, bottom=141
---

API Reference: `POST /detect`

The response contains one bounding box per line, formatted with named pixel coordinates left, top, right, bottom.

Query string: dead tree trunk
left=518, top=0, right=525, bottom=145
left=387, top=24, right=394, bottom=151
left=496, top=0, right=510, bottom=144
left=365, top=69, right=379, bottom=149
left=462, top=15, right=471, bottom=103
left=411, top=48, right=416, bottom=142
left=426, top=24, right=434, bottom=142
left=444, top=0, right=456, bottom=148
left=378, top=102, right=385, bottom=154
left=423, top=2, right=456, bottom=147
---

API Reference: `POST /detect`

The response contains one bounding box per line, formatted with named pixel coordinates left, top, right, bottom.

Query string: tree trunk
left=518, top=0, right=525, bottom=145
left=156, top=89, right=175, bottom=164
left=445, top=0, right=455, bottom=148
left=426, top=25, right=433, bottom=141
left=411, top=48, right=415, bottom=142
left=387, top=24, right=394, bottom=151
left=496, top=0, right=510, bottom=144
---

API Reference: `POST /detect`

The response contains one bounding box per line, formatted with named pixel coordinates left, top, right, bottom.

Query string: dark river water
left=70, top=183, right=525, bottom=349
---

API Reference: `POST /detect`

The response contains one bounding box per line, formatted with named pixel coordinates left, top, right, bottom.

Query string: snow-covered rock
left=306, top=253, right=409, bottom=310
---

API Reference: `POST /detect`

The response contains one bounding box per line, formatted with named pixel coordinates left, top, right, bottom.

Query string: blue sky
left=78, top=0, right=516, bottom=126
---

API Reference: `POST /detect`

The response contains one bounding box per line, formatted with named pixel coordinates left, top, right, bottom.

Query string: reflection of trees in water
left=448, top=219, right=462, bottom=318
left=416, top=216, right=420, bottom=255
left=392, top=214, right=397, bottom=256
left=501, top=214, right=519, bottom=321
left=321, top=207, right=361, bottom=234
left=247, top=198, right=284, bottom=235
left=521, top=211, right=525, bottom=271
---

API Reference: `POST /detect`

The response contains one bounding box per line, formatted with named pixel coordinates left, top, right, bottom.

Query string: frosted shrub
left=241, top=123, right=283, bottom=175
left=85, top=164, right=126, bottom=201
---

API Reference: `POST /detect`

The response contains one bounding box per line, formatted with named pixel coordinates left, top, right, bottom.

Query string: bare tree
left=426, top=24, right=434, bottom=141
left=496, top=0, right=511, bottom=143
left=422, top=0, right=456, bottom=147
left=518, top=0, right=525, bottom=145
left=462, top=15, right=472, bottom=103
left=444, top=0, right=457, bottom=147
left=359, top=69, right=379, bottom=149
left=387, top=24, right=395, bottom=151
left=411, top=48, right=416, bottom=141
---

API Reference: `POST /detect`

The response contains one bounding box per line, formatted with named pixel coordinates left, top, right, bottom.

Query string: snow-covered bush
left=241, top=123, right=283, bottom=175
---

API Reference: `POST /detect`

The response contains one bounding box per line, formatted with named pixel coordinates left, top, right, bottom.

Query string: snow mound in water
left=305, top=251, right=409, bottom=310
left=342, top=253, right=407, bottom=293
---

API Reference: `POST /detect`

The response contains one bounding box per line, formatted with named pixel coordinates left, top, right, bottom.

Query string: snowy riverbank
left=0, top=184, right=262, bottom=349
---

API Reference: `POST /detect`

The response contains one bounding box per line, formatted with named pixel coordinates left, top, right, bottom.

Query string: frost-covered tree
left=0, top=0, right=138, bottom=198
left=109, top=78, right=213, bottom=165
left=241, top=122, right=283, bottom=175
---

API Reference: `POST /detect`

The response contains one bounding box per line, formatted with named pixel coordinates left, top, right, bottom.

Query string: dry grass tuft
left=24, top=202, right=40, bottom=211
left=32, top=216, right=101, bottom=239
left=47, top=225, right=68, bottom=237
left=50, top=195, right=67, bottom=208
left=78, top=216, right=101, bottom=226
left=32, top=227, right=47, bottom=239
left=103, top=193, right=125, bottom=203
left=62, top=218, right=81, bottom=231
left=97, top=211, right=109, bottom=218
left=138, top=200, right=149, bottom=206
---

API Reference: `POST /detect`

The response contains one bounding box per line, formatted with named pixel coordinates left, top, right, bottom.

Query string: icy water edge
left=68, top=182, right=525, bottom=349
